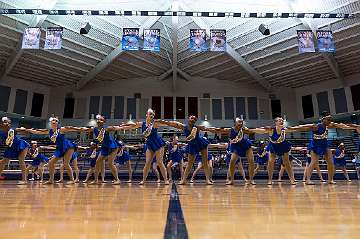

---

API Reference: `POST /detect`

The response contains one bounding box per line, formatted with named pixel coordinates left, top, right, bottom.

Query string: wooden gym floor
left=0, top=180, right=359, bottom=239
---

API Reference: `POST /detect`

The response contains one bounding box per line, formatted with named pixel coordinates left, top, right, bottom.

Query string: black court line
left=164, top=183, right=189, bottom=239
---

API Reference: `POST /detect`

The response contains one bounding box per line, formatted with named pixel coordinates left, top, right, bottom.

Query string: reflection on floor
left=178, top=181, right=360, bottom=239
left=0, top=181, right=170, bottom=239
left=0, top=180, right=359, bottom=239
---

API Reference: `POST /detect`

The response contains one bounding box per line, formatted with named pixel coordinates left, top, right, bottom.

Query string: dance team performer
left=83, top=142, right=100, bottom=183
left=300, top=147, right=325, bottom=183
left=345, top=123, right=360, bottom=179
left=124, top=109, right=169, bottom=185
left=159, top=115, right=217, bottom=185
left=73, top=114, right=134, bottom=184
left=115, top=140, right=135, bottom=183
left=21, top=116, right=80, bottom=184
left=58, top=146, right=89, bottom=183
left=249, top=117, right=303, bottom=185
left=166, top=136, right=185, bottom=182
left=0, top=117, right=29, bottom=184
left=277, top=153, right=296, bottom=182
left=209, top=118, right=256, bottom=185
left=223, top=143, right=248, bottom=184
left=26, top=141, right=50, bottom=182
left=190, top=152, right=213, bottom=183
left=332, top=143, right=351, bottom=182
left=290, top=111, right=351, bottom=185
left=254, top=141, right=269, bottom=177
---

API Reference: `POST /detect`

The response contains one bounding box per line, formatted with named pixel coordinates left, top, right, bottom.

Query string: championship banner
left=143, top=29, right=160, bottom=52
left=189, top=29, right=207, bottom=51
left=210, top=29, right=226, bottom=51
left=297, top=30, right=315, bottom=53
left=316, top=30, right=336, bottom=53
left=44, top=27, right=63, bottom=50
left=122, top=28, right=140, bottom=51
left=21, top=27, right=41, bottom=49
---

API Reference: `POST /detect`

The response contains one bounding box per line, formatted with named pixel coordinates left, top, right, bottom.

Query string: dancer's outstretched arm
left=18, top=127, right=49, bottom=135
left=247, top=127, right=272, bottom=134
left=156, top=120, right=185, bottom=130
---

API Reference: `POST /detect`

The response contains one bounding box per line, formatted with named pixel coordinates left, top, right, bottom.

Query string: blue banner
left=143, top=29, right=160, bottom=52
left=210, top=29, right=226, bottom=51
left=122, top=28, right=140, bottom=51
left=189, top=29, right=207, bottom=52
left=317, top=30, right=336, bottom=53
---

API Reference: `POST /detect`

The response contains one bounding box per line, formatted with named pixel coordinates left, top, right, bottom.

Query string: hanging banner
left=122, top=28, right=140, bottom=51
left=297, top=30, right=315, bottom=53
left=44, top=27, right=63, bottom=50
left=210, top=29, right=226, bottom=51
left=21, top=27, right=41, bottom=49
left=316, top=30, right=336, bottom=53
left=143, top=29, right=160, bottom=52
left=189, top=29, right=207, bottom=51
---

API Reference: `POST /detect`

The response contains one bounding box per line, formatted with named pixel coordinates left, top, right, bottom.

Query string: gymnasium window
left=302, top=95, right=314, bottom=119
left=127, top=98, right=137, bottom=119
left=316, top=91, right=330, bottom=114
left=152, top=96, right=161, bottom=119
left=13, top=89, right=28, bottom=115
left=31, top=93, right=44, bottom=117
left=235, top=97, right=246, bottom=119
left=271, top=99, right=281, bottom=119
left=101, top=96, right=112, bottom=119
left=164, top=96, right=173, bottom=119
left=139, top=98, right=149, bottom=119
left=212, top=99, right=222, bottom=120
left=63, top=97, right=75, bottom=118
left=0, top=85, right=11, bottom=112
left=89, top=96, right=100, bottom=118
left=200, top=98, right=210, bottom=120
left=224, top=97, right=234, bottom=120
left=188, top=97, right=198, bottom=117
left=351, top=84, right=360, bottom=111
left=247, top=97, right=258, bottom=120
left=176, top=97, right=185, bottom=119
left=333, top=88, right=348, bottom=114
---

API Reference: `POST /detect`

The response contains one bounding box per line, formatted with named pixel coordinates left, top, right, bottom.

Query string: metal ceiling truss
left=0, top=1, right=58, bottom=82
left=76, top=3, right=172, bottom=90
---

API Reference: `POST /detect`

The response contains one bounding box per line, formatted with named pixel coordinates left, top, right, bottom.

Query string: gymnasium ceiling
left=0, top=0, right=359, bottom=91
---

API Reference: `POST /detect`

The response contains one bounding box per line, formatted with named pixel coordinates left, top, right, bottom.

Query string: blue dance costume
left=49, top=128, right=76, bottom=158
left=142, top=121, right=165, bottom=152
left=168, top=143, right=182, bottom=163
left=267, top=128, right=291, bottom=156
left=29, top=148, right=48, bottom=167
left=195, top=152, right=212, bottom=164
left=226, top=143, right=240, bottom=166
left=306, top=153, right=312, bottom=164
left=256, top=148, right=268, bottom=165
left=184, top=124, right=209, bottom=155
left=333, top=148, right=346, bottom=167
left=116, top=141, right=131, bottom=165
left=230, top=127, right=252, bottom=157
left=143, top=144, right=157, bottom=163
left=70, top=151, right=79, bottom=163
left=0, top=128, right=29, bottom=159
left=86, top=148, right=99, bottom=168
left=93, top=126, right=118, bottom=157
left=308, top=123, right=329, bottom=157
